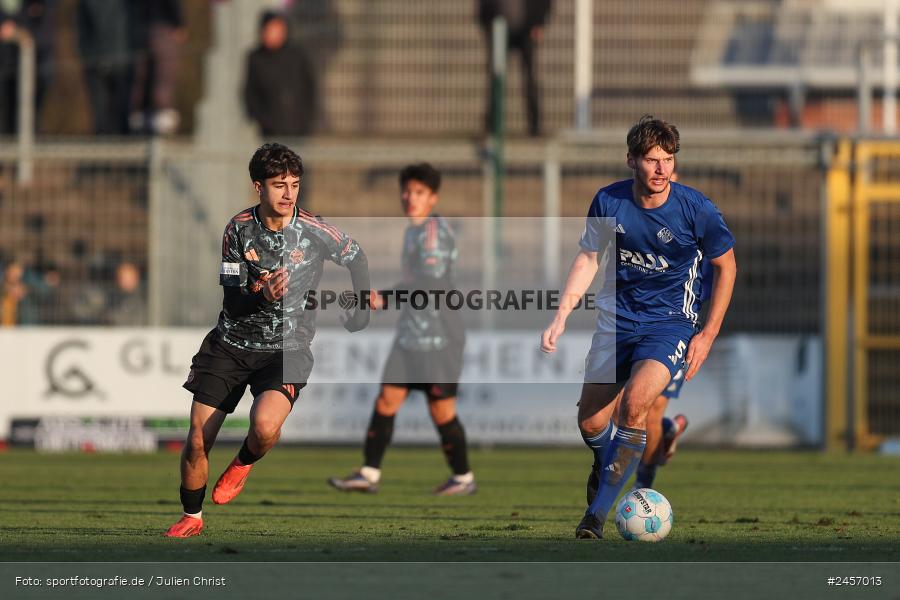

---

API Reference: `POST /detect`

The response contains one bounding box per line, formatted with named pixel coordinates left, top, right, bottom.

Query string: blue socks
left=635, top=462, right=657, bottom=489
left=581, top=421, right=614, bottom=469
left=587, top=425, right=647, bottom=520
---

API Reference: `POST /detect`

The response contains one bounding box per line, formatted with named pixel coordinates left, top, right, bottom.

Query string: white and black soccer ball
left=614, top=488, right=673, bottom=542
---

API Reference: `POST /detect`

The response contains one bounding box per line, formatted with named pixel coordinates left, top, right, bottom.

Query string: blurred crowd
left=1, top=0, right=556, bottom=138
left=0, top=0, right=190, bottom=136
left=0, top=1, right=556, bottom=327
left=0, top=259, right=147, bottom=326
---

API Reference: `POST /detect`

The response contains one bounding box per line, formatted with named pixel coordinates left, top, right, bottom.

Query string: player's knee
left=251, top=419, right=281, bottom=446
left=375, top=394, right=402, bottom=416
left=429, top=404, right=456, bottom=426
left=578, top=415, right=608, bottom=437
left=618, top=400, right=650, bottom=428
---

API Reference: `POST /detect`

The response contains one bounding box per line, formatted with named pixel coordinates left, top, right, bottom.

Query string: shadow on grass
left=1, top=535, right=898, bottom=563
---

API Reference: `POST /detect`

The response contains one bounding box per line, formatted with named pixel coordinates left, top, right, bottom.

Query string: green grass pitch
left=1, top=447, right=898, bottom=562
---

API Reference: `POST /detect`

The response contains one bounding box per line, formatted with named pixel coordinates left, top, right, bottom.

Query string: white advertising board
left=0, top=329, right=821, bottom=447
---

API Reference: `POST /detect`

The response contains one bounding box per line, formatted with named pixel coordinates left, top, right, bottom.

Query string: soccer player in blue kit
left=541, top=116, right=737, bottom=539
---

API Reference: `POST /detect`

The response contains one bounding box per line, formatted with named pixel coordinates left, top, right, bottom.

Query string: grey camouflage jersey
left=218, top=206, right=360, bottom=351
left=395, top=214, right=463, bottom=352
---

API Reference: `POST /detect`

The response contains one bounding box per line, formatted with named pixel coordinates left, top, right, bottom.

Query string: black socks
left=437, top=417, right=470, bottom=476
left=363, top=410, right=396, bottom=469
left=179, top=485, right=206, bottom=515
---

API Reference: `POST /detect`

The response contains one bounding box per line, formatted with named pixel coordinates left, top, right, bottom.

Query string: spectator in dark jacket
left=478, top=0, right=551, bottom=137
left=78, top=0, right=132, bottom=134
left=0, top=0, right=55, bottom=134
left=130, top=0, right=186, bottom=135
left=243, top=10, right=319, bottom=136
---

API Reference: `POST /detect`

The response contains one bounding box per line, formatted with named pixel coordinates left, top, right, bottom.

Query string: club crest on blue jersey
left=656, top=227, right=674, bottom=243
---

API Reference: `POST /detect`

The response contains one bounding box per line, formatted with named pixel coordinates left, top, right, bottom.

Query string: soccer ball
left=614, top=488, right=673, bottom=542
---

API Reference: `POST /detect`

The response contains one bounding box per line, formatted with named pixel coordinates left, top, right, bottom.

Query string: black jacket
left=243, top=43, right=319, bottom=136
left=477, top=0, right=551, bottom=35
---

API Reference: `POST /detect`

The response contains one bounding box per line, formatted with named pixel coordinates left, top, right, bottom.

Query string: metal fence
left=12, top=133, right=900, bottom=446
left=824, top=140, right=900, bottom=448
left=0, top=141, right=150, bottom=326
left=0, top=133, right=829, bottom=335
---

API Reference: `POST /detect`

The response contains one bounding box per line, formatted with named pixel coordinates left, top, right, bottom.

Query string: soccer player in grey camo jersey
left=328, top=163, right=475, bottom=496
left=165, top=143, right=370, bottom=538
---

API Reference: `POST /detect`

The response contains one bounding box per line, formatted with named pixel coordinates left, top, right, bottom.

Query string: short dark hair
left=626, top=115, right=680, bottom=157
left=399, top=162, right=441, bottom=192
left=249, top=143, right=304, bottom=183
left=259, top=10, right=287, bottom=30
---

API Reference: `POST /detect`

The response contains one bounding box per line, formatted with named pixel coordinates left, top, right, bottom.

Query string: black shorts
left=381, top=341, right=463, bottom=400
left=183, top=329, right=313, bottom=414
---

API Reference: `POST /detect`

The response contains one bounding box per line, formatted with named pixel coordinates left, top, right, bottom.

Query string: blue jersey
left=580, top=179, right=734, bottom=325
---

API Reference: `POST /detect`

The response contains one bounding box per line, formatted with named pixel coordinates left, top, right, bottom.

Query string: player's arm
left=540, top=248, right=599, bottom=353
left=220, top=221, right=261, bottom=318
left=223, top=270, right=290, bottom=318
left=219, top=220, right=286, bottom=318
left=308, top=214, right=371, bottom=331
left=342, top=248, right=371, bottom=331
left=685, top=248, right=736, bottom=381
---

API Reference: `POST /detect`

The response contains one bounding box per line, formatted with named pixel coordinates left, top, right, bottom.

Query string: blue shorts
left=662, top=367, right=685, bottom=399
left=585, top=318, right=696, bottom=385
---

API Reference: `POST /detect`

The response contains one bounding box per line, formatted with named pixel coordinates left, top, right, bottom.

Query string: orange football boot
left=164, top=514, right=203, bottom=538
left=212, top=458, right=254, bottom=504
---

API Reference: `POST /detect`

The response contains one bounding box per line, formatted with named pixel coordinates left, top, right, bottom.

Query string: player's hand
left=540, top=317, right=566, bottom=353
left=368, top=288, right=385, bottom=310
left=684, top=329, right=715, bottom=381
left=340, top=307, right=370, bottom=332
left=261, top=268, right=289, bottom=302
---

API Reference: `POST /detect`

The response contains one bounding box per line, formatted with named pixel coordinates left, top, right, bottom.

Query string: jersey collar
left=252, top=205, right=298, bottom=231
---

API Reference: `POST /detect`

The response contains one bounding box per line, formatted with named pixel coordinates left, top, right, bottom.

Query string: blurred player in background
left=541, top=116, right=736, bottom=539
left=586, top=371, right=689, bottom=504
left=633, top=376, right=689, bottom=490
left=328, top=163, right=475, bottom=496
left=165, top=143, right=370, bottom=538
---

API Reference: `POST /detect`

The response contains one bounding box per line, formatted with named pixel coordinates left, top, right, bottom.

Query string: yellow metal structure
left=825, top=141, right=851, bottom=451
left=827, top=139, right=900, bottom=451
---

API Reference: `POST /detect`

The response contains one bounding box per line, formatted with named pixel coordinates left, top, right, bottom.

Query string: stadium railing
left=3, top=132, right=899, bottom=448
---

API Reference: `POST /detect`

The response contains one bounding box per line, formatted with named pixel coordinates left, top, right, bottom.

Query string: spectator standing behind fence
left=243, top=10, right=319, bottom=136
left=1, top=261, right=38, bottom=325
left=77, top=0, right=132, bottom=135
left=478, top=0, right=551, bottom=137
left=28, top=262, right=63, bottom=324
left=107, top=261, right=147, bottom=326
left=0, top=0, right=55, bottom=135
left=0, top=5, right=19, bottom=134
left=130, top=0, right=186, bottom=136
